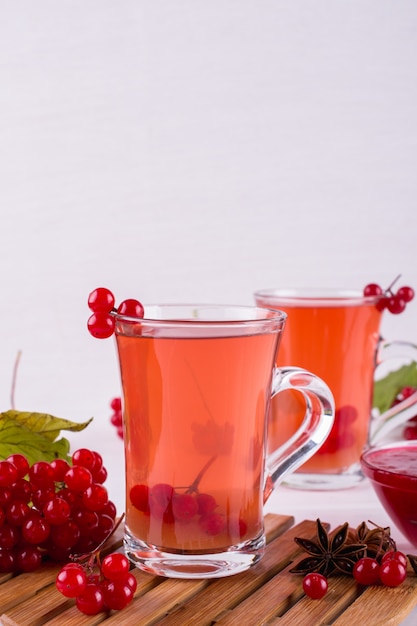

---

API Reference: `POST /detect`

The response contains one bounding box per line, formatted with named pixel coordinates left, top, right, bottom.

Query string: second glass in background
left=254, top=288, right=417, bottom=490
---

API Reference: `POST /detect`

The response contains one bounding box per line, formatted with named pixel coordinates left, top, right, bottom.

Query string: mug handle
left=369, top=339, right=417, bottom=445
left=263, top=367, right=335, bottom=502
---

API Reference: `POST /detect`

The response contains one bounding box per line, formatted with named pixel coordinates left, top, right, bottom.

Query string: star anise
left=290, top=518, right=367, bottom=576
left=407, top=554, right=417, bottom=574
left=348, top=520, right=393, bottom=560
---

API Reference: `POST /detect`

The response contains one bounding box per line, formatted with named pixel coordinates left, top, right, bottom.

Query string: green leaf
left=2, top=410, right=93, bottom=442
left=373, top=362, right=417, bottom=414
left=0, top=410, right=93, bottom=465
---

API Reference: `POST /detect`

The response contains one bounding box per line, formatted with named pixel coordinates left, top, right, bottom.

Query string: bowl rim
left=360, top=440, right=417, bottom=488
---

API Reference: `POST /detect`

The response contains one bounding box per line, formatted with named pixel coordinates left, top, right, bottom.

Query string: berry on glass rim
left=387, top=295, right=406, bottom=314
left=363, top=276, right=414, bottom=315
left=87, top=288, right=144, bottom=339
left=87, top=313, right=115, bottom=339
left=87, top=288, right=115, bottom=313
left=363, top=283, right=384, bottom=297
left=397, top=285, right=415, bottom=303
left=117, top=299, right=144, bottom=318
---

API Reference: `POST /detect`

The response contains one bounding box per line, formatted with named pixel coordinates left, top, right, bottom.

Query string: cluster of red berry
left=130, top=482, right=247, bottom=538
left=109, top=397, right=123, bottom=439
left=87, top=287, right=144, bottom=339
left=0, top=449, right=116, bottom=574
left=363, top=280, right=414, bottom=314
left=56, top=550, right=136, bottom=614
left=303, top=549, right=409, bottom=599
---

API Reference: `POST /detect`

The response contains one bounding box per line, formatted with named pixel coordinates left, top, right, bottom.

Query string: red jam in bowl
left=361, top=443, right=417, bottom=547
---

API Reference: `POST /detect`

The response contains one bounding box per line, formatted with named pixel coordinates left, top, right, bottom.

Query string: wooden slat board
left=1, top=514, right=417, bottom=626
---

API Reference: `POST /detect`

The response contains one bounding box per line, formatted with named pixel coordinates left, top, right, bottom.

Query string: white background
left=0, top=4, right=417, bottom=619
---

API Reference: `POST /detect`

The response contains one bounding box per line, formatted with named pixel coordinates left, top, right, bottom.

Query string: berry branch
left=185, top=455, right=218, bottom=494
left=55, top=513, right=136, bottom=615
left=87, top=287, right=144, bottom=339
left=363, top=277, right=415, bottom=314
left=10, top=350, right=22, bottom=410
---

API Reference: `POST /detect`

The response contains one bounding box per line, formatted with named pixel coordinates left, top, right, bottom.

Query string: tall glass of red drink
left=114, top=304, right=334, bottom=578
left=254, top=289, right=417, bottom=489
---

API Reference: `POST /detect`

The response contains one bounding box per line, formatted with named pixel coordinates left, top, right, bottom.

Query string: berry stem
left=386, top=274, right=402, bottom=294
left=368, top=519, right=397, bottom=556
left=71, top=512, right=125, bottom=567
left=186, top=455, right=218, bottom=494
left=10, top=350, right=22, bottom=410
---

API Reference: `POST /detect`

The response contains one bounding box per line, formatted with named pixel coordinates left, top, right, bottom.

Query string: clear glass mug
left=114, top=304, right=334, bottom=579
left=254, top=289, right=417, bottom=490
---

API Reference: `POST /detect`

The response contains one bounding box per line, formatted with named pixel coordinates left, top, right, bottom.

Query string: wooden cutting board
left=1, top=513, right=417, bottom=626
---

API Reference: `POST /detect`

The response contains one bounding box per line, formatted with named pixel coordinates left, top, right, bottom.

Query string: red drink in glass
left=114, top=303, right=334, bottom=577
left=254, top=289, right=391, bottom=488
left=118, top=331, right=276, bottom=552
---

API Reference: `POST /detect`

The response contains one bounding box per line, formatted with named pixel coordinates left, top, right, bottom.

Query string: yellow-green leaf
left=0, top=410, right=93, bottom=442
left=0, top=410, right=93, bottom=464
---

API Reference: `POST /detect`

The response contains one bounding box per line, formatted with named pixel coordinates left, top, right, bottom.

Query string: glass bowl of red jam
left=361, top=441, right=417, bottom=547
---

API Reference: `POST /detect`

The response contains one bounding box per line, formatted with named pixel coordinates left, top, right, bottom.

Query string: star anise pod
left=348, top=520, right=393, bottom=560
left=407, top=554, right=417, bottom=574
left=290, top=518, right=367, bottom=576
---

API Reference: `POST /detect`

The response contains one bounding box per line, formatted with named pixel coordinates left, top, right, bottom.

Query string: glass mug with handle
left=254, top=288, right=417, bottom=490
left=108, top=302, right=335, bottom=579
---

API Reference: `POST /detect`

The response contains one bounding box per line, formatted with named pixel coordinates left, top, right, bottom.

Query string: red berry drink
left=118, top=334, right=274, bottom=549
left=114, top=305, right=283, bottom=577
left=255, top=289, right=382, bottom=487
left=361, top=443, right=417, bottom=547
